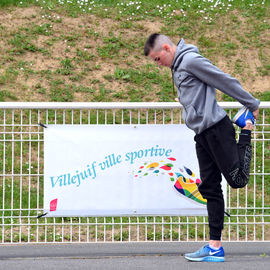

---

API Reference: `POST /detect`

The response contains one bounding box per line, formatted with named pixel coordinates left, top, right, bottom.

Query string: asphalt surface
left=0, top=242, right=269, bottom=270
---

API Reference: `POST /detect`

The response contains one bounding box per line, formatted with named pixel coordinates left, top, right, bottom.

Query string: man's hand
left=253, top=108, right=259, bottom=120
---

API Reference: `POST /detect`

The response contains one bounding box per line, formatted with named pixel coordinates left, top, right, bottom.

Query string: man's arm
left=253, top=108, right=259, bottom=119
left=185, top=54, right=260, bottom=112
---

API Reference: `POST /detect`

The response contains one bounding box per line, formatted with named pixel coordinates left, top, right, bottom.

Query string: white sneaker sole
left=232, top=106, right=247, bottom=123
left=185, top=255, right=225, bottom=262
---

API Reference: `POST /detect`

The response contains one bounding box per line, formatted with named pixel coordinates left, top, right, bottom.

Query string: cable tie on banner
left=39, top=122, right=47, bottom=128
left=224, top=211, right=230, bottom=217
left=37, top=212, right=48, bottom=219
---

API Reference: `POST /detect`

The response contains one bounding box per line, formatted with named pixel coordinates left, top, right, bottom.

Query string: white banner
left=44, top=125, right=227, bottom=217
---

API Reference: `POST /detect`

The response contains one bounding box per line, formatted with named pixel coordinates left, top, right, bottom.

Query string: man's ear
left=162, top=44, right=171, bottom=52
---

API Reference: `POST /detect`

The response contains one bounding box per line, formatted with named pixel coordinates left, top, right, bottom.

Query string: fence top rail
left=0, top=102, right=269, bottom=110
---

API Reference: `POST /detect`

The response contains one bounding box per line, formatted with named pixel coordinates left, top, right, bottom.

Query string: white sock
left=246, top=119, right=253, bottom=125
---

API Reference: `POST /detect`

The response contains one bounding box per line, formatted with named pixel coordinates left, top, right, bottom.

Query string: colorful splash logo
left=133, top=157, right=207, bottom=206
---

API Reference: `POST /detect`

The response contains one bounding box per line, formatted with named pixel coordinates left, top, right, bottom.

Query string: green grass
left=0, top=0, right=33, bottom=7
left=9, top=33, right=40, bottom=55
left=0, top=90, right=18, bottom=101
left=49, top=79, right=74, bottom=101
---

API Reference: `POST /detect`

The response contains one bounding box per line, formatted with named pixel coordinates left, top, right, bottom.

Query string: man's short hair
left=144, top=33, right=174, bottom=56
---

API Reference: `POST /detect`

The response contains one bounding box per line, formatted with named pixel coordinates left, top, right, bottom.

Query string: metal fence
left=0, top=102, right=269, bottom=244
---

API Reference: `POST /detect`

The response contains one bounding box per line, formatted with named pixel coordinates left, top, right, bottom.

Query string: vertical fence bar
left=228, top=110, right=232, bottom=241
left=11, top=110, right=14, bottom=243
left=45, top=217, right=47, bottom=243
left=54, top=110, right=57, bottom=124
left=103, top=217, right=106, bottom=242
left=154, top=216, right=156, bottom=241
left=70, top=217, right=73, bottom=243
left=128, top=217, right=131, bottom=242
left=36, top=110, right=40, bottom=243
left=53, top=217, right=56, bottom=242
left=79, top=217, right=81, bottom=242
left=62, top=217, right=64, bottom=243
left=71, top=110, right=74, bottom=124
left=162, top=110, right=165, bottom=125
left=145, top=217, right=147, bottom=241
left=136, top=217, right=139, bottom=242
left=170, top=216, right=173, bottom=241
left=28, top=109, right=32, bottom=243
left=262, top=110, right=265, bottom=240
left=86, top=217, right=89, bottom=243
left=203, top=216, right=206, bottom=242
left=2, top=110, right=5, bottom=243
left=63, top=110, right=66, bottom=125
left=236, top=127, right=240, bottom=241
left=187, top=217, right=189, bottom=242
left=253, top=126, right=257, bottom=241
left=178, top=217, right=181, bottom=241
left=95, top=217, right=98, bottom=242
left=19, top=110, right=23, bottom=243
left=161, top=216, right=164, bottom=241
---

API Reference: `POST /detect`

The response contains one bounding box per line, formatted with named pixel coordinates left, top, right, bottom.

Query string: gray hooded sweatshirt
left=171, top=39, right=259, bottom=134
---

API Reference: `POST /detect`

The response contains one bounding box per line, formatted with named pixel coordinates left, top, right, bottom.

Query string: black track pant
left=194, top=116, right=252, bottom=240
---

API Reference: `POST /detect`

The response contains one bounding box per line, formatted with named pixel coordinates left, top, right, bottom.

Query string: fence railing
left=0, top=102, right=269, bottom=244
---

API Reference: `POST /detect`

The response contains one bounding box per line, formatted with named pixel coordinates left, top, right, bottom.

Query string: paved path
left=0, top=242, right=269, bottom=269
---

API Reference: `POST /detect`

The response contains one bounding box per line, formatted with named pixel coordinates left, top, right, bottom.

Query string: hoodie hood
left=171, top=39, right=199, bottom=71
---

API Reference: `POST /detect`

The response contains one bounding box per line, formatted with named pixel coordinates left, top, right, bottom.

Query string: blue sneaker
left=232, top=106, right=255, bottom=128
left=184, top=244, right=225, bottom=262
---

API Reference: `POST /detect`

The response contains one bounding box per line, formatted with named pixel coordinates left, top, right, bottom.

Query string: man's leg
left=185, top=116, right=254, bottom=262
left=204, top=116, right=252, bottom=189
left=195, top=137, right=224, bottom=242
left=184, top=134, right=225, bottom=262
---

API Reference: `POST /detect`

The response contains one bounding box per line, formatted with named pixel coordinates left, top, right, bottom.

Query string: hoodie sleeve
left=185, top=54, right=259, bottom=112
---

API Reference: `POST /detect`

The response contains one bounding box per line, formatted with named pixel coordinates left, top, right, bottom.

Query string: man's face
left=149, top=45, right=174, bottom=68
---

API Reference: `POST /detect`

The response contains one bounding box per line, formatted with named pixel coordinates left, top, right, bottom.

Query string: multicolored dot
left=147, top=162, right=159, bottom=169
left=184, top=166, right=195, bottom=177
left=160, top=165, right=172, bottom=171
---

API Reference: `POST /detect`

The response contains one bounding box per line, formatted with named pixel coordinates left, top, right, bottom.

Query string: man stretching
left=144, top=33, right=260, bottom=262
